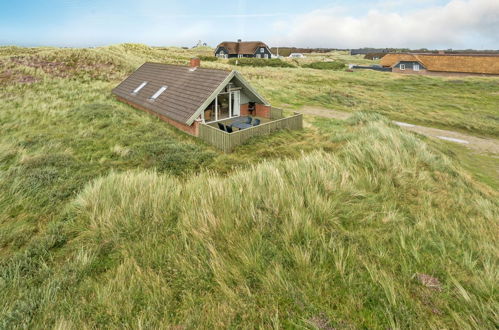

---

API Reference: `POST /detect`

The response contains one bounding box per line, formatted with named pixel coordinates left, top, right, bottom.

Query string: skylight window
left=150, top=86, right=168, bottom=100
left=132, top=81, right=147, bottom=94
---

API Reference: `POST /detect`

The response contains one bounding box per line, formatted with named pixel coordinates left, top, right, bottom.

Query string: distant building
left=289, top=53, right=305, bottom=58
left=364, top=53, right=388, bottom=60
left=381, top=53, right=499, bottom=76
left=215, top=40, right=272, bottom=59
left=350, top=48, right=390, bottom=55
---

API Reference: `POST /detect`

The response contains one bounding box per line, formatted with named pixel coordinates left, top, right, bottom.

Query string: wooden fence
left=270, top=107, right=284, bottom=120
left=199, top=112, right=303, bottom=152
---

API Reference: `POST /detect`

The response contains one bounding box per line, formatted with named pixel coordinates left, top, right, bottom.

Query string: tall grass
left=1, top=114, right=497, bottom=328
left=3, top=44, right=498, bottom=136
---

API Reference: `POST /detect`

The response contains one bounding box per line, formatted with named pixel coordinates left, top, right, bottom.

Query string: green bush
left=197, top=55, right=218, bottom=62
left=302, top=61, right=346, bottom=70
left=228, top=58, right=295, bottom=68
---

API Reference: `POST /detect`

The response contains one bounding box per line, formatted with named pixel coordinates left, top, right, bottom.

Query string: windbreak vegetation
left=228, top=57, right=295, bottom=68
left=302, top=61, right=346, bottom=70
left=1, top=113, right=497, bottom=328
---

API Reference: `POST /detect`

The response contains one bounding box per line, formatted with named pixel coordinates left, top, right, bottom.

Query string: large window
left=414, top=63, right=420, bottom=71
left=132, top=81, right=147, bottom=94
left=150, top=86, right=167, bottom=100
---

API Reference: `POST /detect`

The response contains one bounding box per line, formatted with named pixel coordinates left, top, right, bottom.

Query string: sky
left=0, top=0, right=498, bottom=49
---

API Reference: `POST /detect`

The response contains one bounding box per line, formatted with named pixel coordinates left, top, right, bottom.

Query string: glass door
left=231, top=91, right=240, bottom=117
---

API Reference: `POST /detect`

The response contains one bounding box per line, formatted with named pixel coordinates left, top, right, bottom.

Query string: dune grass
left=1, top=113, right=497, bottom=328
left=2, top=44, right=498, bottom=137
left=1, top=44, right=498, bottom=328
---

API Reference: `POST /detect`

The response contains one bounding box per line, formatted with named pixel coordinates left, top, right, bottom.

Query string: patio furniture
left=226, top=125, right=233, bottom=133
left=252, top=119, right=261, bottom=126
left=217, top=123, right=226, bottom=131
left=231, top=122, right=253, bottom=130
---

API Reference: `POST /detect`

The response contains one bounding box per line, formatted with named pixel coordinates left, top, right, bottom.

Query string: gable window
left=260, top=48, right=264, bottom=53
left=132, top=81, right=147, bottom=94
left=400, top=63, right=406, bottom=70
left=150, top=86, right=167, bottom=100
left=414, top=63, right=420, bottom=71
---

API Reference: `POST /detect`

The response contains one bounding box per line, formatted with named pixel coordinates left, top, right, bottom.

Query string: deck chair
left=252, top=119, right=261, bottom=126
left=217, top=123, right=226, bottom=131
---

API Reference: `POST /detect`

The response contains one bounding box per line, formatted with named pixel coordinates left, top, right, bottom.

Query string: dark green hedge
left=197, top=55, right=218, bottom=62
left=302, top=61, right=346, bottom=70
left=228, top=58, right=295, bottom=68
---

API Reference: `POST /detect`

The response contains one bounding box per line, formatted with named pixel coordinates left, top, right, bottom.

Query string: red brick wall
left=239, top=103, right=271, bottom=118
left=255, top=104, right=271, bottom=118
left=115, top=96, right=199, bottom=136
left=240, top=103, right=249, bottom=116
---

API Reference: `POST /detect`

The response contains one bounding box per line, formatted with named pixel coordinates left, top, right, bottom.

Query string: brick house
left=112, top=58, right=271, bottom=136
left=214, top=40, right=273, bottom=59
left=381, top=53, right=499, bottom=76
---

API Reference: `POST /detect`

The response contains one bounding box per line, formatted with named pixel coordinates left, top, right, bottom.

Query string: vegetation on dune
left=1, top=44, right=498, bottom=137
left=1, top=113, right=498, bottom=328
left=0, top=44, right=498, bottom=328
left=302, top=61, right=346, bottom=70
left=228, top=57, right=295, bottom=68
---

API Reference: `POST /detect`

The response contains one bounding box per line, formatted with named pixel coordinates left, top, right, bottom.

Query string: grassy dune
left=1, top=44, right=498, bottom=136
left=1, top=114, right=498, bottom=328
left=1, top=44, right=498, bottom=328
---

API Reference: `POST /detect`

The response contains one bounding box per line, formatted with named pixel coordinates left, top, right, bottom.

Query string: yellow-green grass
left=2, top=44, right=498, bottom=137
left=1, top=113, right=498, bottom=328
left=1, top=44, right=498, bottom=328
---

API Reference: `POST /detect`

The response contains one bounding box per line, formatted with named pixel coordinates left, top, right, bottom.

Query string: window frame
left=413, top=63, right=420, bottom=71
left=149, top=86, right=168, bottom=101
left=131, top=81, right=147, bottom=94
left=399, top=63, right=406, bottom=70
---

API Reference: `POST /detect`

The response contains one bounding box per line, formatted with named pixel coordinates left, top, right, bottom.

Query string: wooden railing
left=199, top=112, right=303, bottom=152
left=270, top=107, right=284, bottom=120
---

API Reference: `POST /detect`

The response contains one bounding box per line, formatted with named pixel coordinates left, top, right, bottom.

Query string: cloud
left=271, top=0, right=499, bottom=49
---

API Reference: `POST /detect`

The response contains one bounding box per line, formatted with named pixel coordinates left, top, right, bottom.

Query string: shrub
left=228, top=58, right=295, bottom=68
left=302, top=61, right=346, bottom=70
left=197, top=55, right=218, bottom=62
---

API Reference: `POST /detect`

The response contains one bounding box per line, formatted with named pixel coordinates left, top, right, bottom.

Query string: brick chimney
left=190, top=57, right=200, bottom=68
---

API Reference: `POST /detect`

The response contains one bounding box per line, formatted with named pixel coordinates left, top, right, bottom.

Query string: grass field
left=1, top=44, right=498, bottom=328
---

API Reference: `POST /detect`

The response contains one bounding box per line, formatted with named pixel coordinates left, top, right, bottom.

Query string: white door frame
left=205, top=90, right=241, bottom=124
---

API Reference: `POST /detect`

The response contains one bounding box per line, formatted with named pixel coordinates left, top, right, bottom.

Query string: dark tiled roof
left=216, top=41, right=269, bottom=55
left=112, top=62, right=231, bottom=124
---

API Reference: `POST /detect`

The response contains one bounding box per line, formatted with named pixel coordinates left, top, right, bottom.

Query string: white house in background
left=289, top=53, right=305, bottom=58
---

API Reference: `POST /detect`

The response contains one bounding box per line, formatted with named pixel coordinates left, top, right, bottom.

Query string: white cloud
left=271, top=0, right=499, bottom=49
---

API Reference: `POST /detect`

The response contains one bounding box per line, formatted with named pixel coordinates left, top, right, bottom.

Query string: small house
left=112, top=59, right=303, bottom=152
left=215, top=40, right=272, bottom=59
left=350, top=48, right=389, bottom=56
left=381, top=53, right=499, bottom=76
